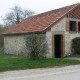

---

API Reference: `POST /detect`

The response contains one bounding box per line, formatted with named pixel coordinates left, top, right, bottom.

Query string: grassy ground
left=0, top=53, right=80, bottom=72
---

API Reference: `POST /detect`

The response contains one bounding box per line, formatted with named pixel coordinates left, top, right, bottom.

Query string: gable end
left=43, top=3, right=80, bottom=32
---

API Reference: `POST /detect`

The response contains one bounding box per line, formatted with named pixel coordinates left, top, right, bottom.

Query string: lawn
left=0, top=53, right=80, bottom=72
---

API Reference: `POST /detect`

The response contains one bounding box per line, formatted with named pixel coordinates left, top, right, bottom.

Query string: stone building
left=2, top=3, right=80, bottom=58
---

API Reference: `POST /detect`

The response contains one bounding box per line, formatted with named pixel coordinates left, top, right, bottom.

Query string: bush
left=0, top=34, right=4, bottom=52
left=71, top=37, right=80, bottom=54
left=25, top=34, right=48, bottom=60
left=0, top=25, right=4, bottom=53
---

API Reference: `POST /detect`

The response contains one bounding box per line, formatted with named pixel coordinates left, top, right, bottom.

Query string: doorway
left=54, top=35, right=62, bottom=58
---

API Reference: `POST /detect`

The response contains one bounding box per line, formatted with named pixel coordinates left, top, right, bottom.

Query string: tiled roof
left=3, top=3, right=80, bottom=34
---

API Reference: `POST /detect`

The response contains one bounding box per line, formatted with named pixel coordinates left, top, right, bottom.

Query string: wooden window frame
left=69, top=21, right=76, bottom=32
left=78, top=22, right=80, bottom=32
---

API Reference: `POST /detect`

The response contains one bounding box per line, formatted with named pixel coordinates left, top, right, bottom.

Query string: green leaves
left=71, top=37, right=80, bottom=54
left=25, top=34, right=48, bottom=60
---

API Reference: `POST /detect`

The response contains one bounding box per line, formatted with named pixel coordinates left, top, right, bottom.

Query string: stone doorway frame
left=52, top=31, right=65, bottom=58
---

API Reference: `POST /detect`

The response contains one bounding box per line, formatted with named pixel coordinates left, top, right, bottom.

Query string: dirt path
left=0, top=65, right=80, bottom=80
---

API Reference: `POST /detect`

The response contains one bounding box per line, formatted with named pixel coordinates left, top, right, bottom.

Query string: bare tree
left=3, top=5, right=35, bottom=29
left=25, top=34, right=48, bottom=60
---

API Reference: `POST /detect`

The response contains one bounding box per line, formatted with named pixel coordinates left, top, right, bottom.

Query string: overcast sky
left=0, top=0, right=80, bottom=24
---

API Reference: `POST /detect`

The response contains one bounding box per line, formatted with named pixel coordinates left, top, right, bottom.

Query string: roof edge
left=2, top=31, right=45, bottom=35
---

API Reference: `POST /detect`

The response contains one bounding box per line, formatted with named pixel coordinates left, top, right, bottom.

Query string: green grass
left=0, top=53, right=80, bottom=72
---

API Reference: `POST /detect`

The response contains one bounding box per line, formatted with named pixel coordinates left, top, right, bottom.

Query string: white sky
left=0, top=0, right=80, bottom=24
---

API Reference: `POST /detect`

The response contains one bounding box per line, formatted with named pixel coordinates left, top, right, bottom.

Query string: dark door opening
left=54, top=35, right=62, bottom=58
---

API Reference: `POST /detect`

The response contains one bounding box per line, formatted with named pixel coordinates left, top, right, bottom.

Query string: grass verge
left=0, top=53, right=80, bottom=72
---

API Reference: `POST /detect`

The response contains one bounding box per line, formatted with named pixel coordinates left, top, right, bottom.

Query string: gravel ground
left=65, top=57, right=80, bottom=61
left=0, top=65, right=80, bottom=80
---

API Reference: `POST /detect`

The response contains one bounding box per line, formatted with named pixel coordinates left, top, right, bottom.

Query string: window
left=69, top=21, right=76, bottom=31
left=78, top=22, right=80, bottom=31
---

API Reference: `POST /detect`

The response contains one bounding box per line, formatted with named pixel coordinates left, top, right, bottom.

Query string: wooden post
left=76, top=21, right=78, bottom=32
left=61, top=35, right=65, bottom=57
left=52, top=35, right=55, bottom=58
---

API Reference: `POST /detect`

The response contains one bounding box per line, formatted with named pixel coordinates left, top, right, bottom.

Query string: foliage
left=71, top=37, right=80, bottom=54
left=0, top=53, right=80, bottom=72
left=0, top=25, right=5, bottom=52
left=0, top=24, right=5, bottom=33
left=25, top=34, right=48, bottom=60
left=3, top=5, right=34, bottom=29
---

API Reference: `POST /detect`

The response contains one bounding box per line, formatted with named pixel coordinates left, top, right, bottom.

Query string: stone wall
left=46, top=17, right=80, bottom=57
left=4, top=17, right=80, bottom=57
left=4, top=35, right=27, bottom=55
left=51, top=18, right=66, bottom=32
left=46, top=18, right=66, bottom=58
left=65, top=18, right=80, bottom=55
left=46, top=31, right=52, bottom=58
left=65, top=32, right=80, bottom=55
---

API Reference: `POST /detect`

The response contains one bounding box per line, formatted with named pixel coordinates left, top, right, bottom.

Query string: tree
left=3, top=5, right=35, bottom=29
left=0, top=24, right=5, bottom=52
left=25, top=34, right=48, bottom=60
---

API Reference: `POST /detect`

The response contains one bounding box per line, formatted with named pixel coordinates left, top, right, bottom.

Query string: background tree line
left=0, top=24, right=5, bottom=52
left=0, top=5, right=34, bottom=52
left=3, top=5, right=34, bottom=29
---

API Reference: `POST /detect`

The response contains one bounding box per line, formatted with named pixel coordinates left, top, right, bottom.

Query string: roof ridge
left=33, top=3, right=79, bottom=17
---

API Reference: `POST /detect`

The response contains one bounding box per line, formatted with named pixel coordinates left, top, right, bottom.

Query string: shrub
left=71, top=37, right=80, bottom=54
left=0, top=25, right=4, bottom=53
left=0, top=34, right=4, bottom=52
left=25, top=34, right=48, bottom=60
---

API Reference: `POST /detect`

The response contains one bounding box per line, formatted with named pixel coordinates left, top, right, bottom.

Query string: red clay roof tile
left=3, top=3, right=80, bottom=34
